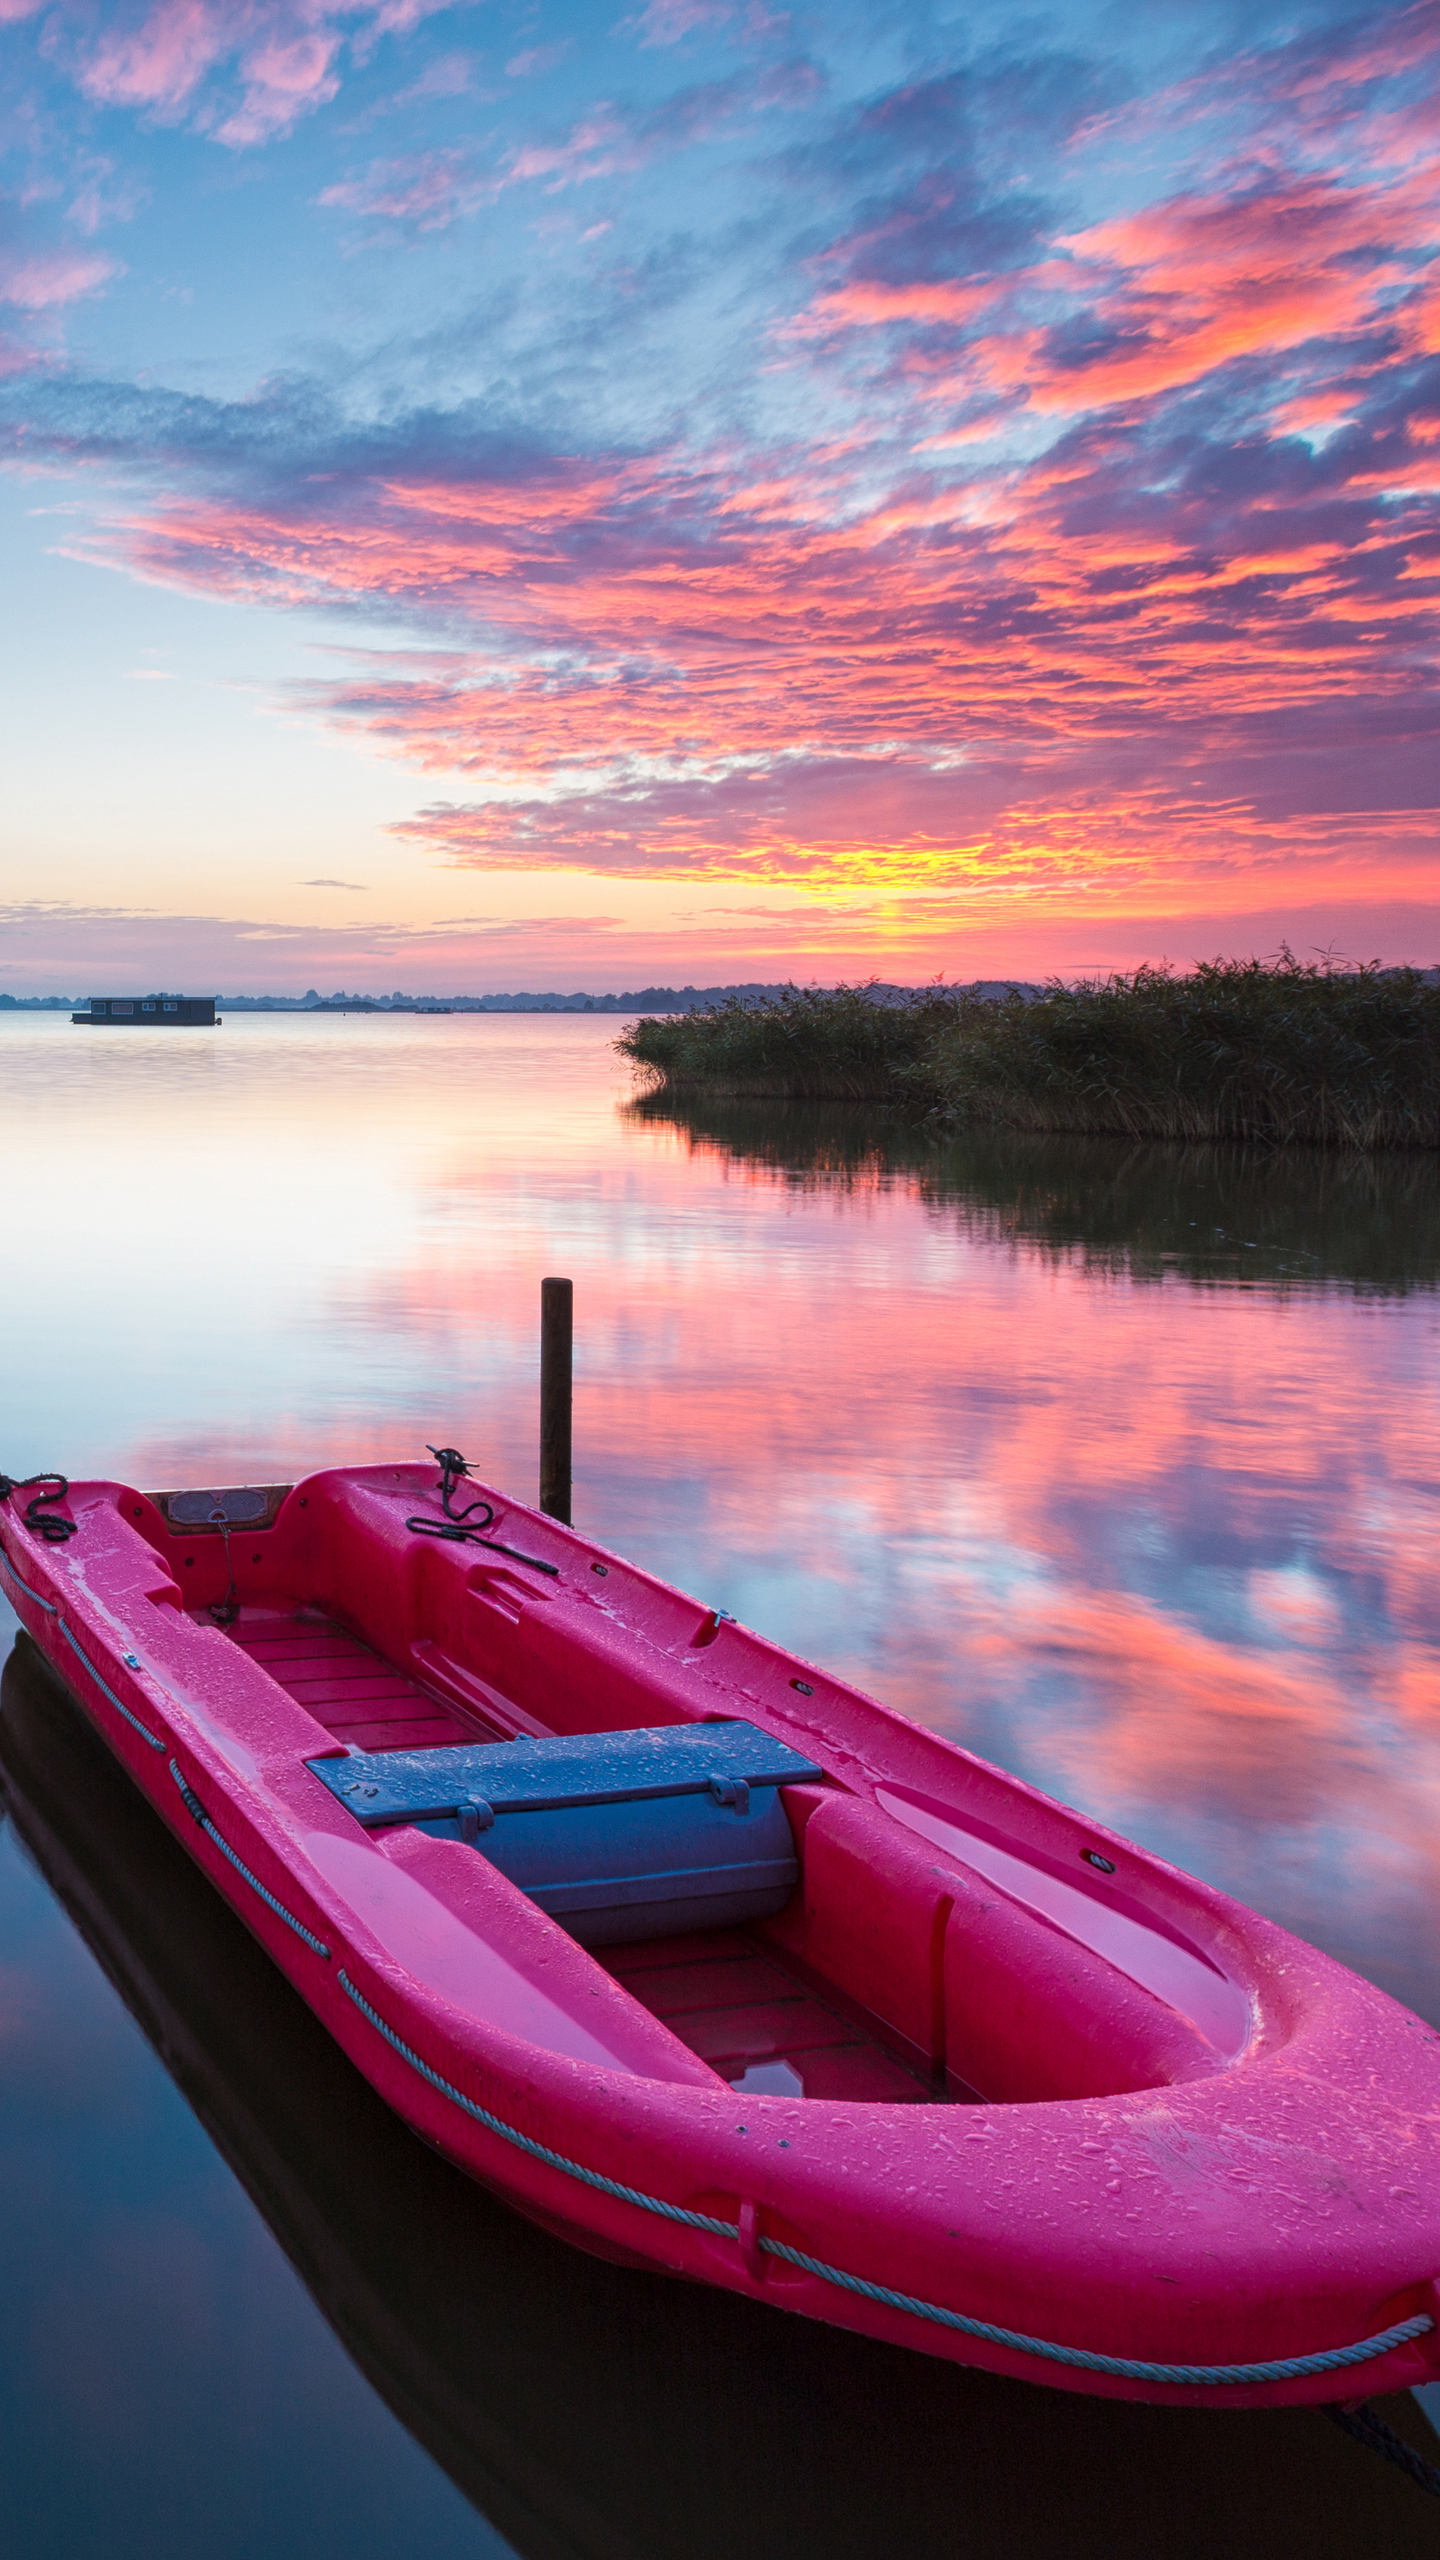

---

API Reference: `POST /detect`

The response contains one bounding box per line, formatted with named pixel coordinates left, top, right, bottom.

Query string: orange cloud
left=31, top=0, right=1437, bottom=934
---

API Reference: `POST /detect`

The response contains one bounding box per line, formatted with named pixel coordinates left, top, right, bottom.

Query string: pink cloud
left=793, top=150, right=1440, bottom=424
left=7, top=886, right=1440, bottom=994
left=386, top=760, right=1440, bottom=911
left=18, top=0, right=1438, bottom=940
left=318, top=92, right=734, bottom=228
left=0, top=247, right=118, bottom=308
left=390, top=48, right=478, bottom=103
left=788, top=7, right=1440, bottom=436
left=632, top=0, right=735, bottom=45
left=1040, top=164, right=1440, bottom=411
left=213, top=29, right=343, bottom=145
left=506, top=42, right=571, bottom=79
left=505, top=110, right=634, bottom=189
left=77, top=0, right=233, bottom=114
left=628, top=0, right=782, bottom=48
left=318, top=145, right=493, bottom=229
left=38, top=2, right=438, bottom=147
left=65, top=157, right=148, bottom=236
left=363, top=0, right=457, bottom=34
left=317, top=49, right=817, bottom=223
left=96, top=351, right=1438, bottom=897
left=787, top=278, right=999, bottom=338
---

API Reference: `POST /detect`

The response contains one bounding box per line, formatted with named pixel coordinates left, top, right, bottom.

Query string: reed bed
left=619, top=960, right=1440, bottom=1149
left=617, top=981, right=967, bottom=1099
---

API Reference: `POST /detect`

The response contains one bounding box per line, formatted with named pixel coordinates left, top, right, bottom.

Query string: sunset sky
left=2, top=0, right=1437, bottom=992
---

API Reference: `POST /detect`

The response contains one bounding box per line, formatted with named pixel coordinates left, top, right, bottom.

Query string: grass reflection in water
left=625, top=1094, right=1440, bottom=1296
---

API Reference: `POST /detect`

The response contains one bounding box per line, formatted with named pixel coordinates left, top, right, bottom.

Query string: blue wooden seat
left=307, top=1720, right=823, bottom=1944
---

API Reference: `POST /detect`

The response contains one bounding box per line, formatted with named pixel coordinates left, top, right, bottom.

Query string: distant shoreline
left=0, top=983, right=841, bottom=1015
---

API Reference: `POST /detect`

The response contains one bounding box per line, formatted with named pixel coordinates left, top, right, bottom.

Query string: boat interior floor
left=223, top=1607, right=482, bottom=1753
left=209, top=1604, right=938, bottom=2105
left=602, top=1933, right=934, bottom=2102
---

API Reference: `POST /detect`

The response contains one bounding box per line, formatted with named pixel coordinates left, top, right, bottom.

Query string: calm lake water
left=3, top=1009, right=1440, bottom=2557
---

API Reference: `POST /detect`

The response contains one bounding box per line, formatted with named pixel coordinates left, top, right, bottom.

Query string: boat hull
left=14, top=1631, right=1440, bottom=2560
left=3, top=1461, right=1440, bottom=2406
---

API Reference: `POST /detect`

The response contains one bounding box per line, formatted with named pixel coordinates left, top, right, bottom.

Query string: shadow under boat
left=2, top=1629, right=1436, bottom=2560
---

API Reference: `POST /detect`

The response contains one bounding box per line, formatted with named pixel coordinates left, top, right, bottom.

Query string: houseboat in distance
left=72, top=995, right=218, bottom=1027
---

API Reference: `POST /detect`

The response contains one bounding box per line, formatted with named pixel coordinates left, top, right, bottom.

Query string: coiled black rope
left=0, top=1472, right=77, bottom=1544
left=1326, top=2400, right=1440, bottom=2500
left=406, top=1446, right=559, bottom=1577
left=209, top=1510, right=240, bottom=1625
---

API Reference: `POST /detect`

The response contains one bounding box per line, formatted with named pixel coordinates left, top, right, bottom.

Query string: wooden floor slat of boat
left=604, top=1932, right=934, bottom=2103
left=221, top=1610, right=479, bottom=1752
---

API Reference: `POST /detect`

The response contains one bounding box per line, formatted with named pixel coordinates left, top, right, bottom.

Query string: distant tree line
left=0, top=984, right=818, bottom=1013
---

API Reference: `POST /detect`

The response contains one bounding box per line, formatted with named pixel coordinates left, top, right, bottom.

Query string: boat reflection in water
left=2, top=1636, right=1437, bottom=2560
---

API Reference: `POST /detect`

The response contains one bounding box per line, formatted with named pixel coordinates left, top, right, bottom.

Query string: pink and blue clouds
left=1, top=0, right=1437, bottom=988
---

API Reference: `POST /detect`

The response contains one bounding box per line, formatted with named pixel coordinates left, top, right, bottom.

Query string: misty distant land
left=0, top=983, right=1038, bottom=1015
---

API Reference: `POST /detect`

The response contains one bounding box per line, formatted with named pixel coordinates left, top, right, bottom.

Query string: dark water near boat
left=2, top=1012, right=1439, bottom=2556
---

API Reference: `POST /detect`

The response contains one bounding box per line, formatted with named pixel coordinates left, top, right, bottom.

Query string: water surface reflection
left=628, top=1094, right=1440, bottom=1293
left=3, top=1013, right=1440, bottom=2551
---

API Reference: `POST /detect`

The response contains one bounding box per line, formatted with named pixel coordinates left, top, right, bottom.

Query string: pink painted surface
left=875, top=1785, right=1253, bottom=2058
left=4, top=1457, right=1440, bottom=2409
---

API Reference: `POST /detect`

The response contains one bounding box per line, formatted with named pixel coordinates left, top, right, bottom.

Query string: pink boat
left=3, top=1451, right=1440, bottom=2406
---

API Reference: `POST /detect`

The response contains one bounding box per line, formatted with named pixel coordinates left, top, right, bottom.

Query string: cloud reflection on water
left=3, top=1012, right=1440, bottom=2026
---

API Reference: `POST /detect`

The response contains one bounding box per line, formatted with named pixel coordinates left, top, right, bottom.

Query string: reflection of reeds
left=923, top=1133, right=1440, bottom=1295
left=620, top=961, right=1440, bottom=1149
left=623, top=1095, right=1440, bottom=1293
left=622, top=1086, right=926, bottom=1190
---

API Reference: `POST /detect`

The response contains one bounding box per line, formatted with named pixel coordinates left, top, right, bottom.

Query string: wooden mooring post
left=540, top=1276, right=573, bottom=1523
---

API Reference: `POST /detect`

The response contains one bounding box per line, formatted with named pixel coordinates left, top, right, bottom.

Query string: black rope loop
left=1326, top=2401, right=1440, bottom=2501
left=209, top=1513, right=240, bottom=1625
left=0, top=1472, right=78, bottom=1544
left=406, top=1445, right=559, bottom=1578
left=426, top=1445, right=495, bottom=1529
